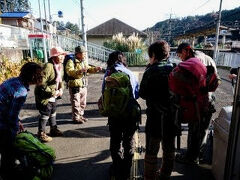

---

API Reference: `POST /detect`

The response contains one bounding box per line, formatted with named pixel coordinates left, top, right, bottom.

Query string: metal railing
left=55, top=35, right=148, bottom=66
left=124, top=52, right=148, bottom=66
left=87, top=42, right=114, bottom=63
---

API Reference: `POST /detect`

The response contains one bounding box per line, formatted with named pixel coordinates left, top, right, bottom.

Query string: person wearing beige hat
left=35, top=47, right=66, bottom=142
left=65, top=45, right=102, bottom=124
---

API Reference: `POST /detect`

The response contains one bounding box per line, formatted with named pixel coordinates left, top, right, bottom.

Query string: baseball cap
left=75, top=45, right=86, bottom=54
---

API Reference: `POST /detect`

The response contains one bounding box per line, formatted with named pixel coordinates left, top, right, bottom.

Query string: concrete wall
left=87, top=37, right=111, bottom=46
left=0, top=24, right=30, bottom=49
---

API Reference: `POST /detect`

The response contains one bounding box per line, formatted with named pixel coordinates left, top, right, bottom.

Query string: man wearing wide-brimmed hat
left=35, top=47, right=66, bottom=142
left=65, top=45, right=102, bottom=124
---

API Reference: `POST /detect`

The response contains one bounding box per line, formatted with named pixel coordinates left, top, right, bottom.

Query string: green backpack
left=14, top=131, right=56, bottom=179
left=99, top=72, right=131, bottom=117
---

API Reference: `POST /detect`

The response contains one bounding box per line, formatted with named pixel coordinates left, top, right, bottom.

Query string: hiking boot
left=175, top=153, right=199, bottom=165
left=50, top=126, right=63, bottom=137
left=38, top=132, right=52, bottom=142
left=80, top=116, right=88, bottom=122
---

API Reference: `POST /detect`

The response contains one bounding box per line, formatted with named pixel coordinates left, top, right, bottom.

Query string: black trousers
left=108, top=117, right=137, bottom=180
left=0, top=130, right=16, bottom=179
left=187, top=110, right=213, bottom=160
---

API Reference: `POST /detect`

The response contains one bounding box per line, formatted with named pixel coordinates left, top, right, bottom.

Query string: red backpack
left=169, top=57, right=209, bottom=123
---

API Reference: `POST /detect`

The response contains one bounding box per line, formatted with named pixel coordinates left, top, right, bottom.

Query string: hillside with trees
left=0, top=0, right=30, bottom=12
left=148, top=6, right=240, bottom=41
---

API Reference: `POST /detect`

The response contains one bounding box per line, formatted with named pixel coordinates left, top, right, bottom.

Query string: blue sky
left=29, top=0, right=240, bottom=31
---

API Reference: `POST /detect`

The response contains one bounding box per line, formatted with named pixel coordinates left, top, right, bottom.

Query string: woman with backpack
left=35, top=47, right=66, bottom=142
left=170, top=43, right=215, bottom=165
left=101, top=51, right=139, bottom=180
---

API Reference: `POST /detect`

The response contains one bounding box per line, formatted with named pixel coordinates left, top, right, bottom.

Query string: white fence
left=170, top=51, right=240, bottom=68
left=216, top=52, right=240, bottom=68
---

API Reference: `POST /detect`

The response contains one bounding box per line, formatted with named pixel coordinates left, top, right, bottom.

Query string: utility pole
left=38, top=0, right=48, bottom=63
left=48, top=0, right=52, bottom=24
left=213, top=0, right=223, bottom=61
left=80, top=0, right=88, bottom=63
left=43, top=0, right=48, bottom=32
left=4, top=0, right=7, bottom=12
left=168, top=13, right=172, bottom=45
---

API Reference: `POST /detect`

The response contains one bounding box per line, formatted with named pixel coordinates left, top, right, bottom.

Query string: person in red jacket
left=172, top=43, right=211, bottom=165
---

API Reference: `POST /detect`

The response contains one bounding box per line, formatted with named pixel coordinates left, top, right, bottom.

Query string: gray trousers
left=69, top=87, right=87, bottom=121
left=38, top=102, right=57, bottom=133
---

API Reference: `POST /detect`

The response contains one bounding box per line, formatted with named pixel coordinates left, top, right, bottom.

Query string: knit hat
left=75, top=45, right=86, bottom=54
left=50, top=47, right=66, bottom=58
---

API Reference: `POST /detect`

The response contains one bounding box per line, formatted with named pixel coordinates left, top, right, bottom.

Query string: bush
left=103, top=33, right=146, bottom=53
left=0, top=57, right=42, bottom=84
left=103, top=33, right=147, bottom=66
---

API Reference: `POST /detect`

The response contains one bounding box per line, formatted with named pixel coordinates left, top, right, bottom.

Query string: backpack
left=98, top=71, right=131, bottom=118
left=63, top=54, right=75, bottom=83
left=169, top=57, right=209, bottom=123
left=14, top=131, right=56, bottom=179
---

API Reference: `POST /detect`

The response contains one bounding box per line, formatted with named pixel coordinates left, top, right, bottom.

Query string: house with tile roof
left=0, top=12, right=34, bottom=30
left=87, top=18, right=147, bottom=46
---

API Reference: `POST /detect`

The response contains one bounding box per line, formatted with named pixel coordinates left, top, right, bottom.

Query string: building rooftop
left=87, top=18, right=147, bottom=38
left=0, top=12, right=31, bottom=18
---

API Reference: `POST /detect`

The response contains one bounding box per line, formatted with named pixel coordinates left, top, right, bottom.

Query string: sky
left=29, top=0, right=240, bottom=31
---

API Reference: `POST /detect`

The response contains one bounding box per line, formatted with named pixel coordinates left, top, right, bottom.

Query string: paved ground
left=19, top=67, right=233, bottom=180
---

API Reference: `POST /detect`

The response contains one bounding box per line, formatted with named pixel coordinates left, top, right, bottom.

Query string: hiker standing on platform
left=102, top=51, right=139, bottom=180
left=0, top=62, right=43, bottom=179
left=35, top=47, right=66, bottom=142
left=139, top=40, right=175, bottom=180
left=173, top=43, right=215, bottom=164
left=65, top=46, right=102, bottom=124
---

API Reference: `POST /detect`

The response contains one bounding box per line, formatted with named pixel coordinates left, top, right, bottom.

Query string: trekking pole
left=131, top=104, right=144, bottom=180
left=177, top=135, right=181, bottom=151
left=131, top=128, right=144, bottom=180
left=232, top=79, right=235, bottom=95
left=174, top=107, right=181, bottom=151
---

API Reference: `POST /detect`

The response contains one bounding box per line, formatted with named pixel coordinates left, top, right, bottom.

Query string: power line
left=189, top=0, right=211, bottom=14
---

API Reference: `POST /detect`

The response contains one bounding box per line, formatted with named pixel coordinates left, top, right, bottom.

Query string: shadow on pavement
left=53, top=150, right=112, bottom=180
left=22, top=103, right=72, bottom=110
left=64, top=126, right=110, bottom=138
left=22, top=101, right=98, bottom=110
left=21, top=115, right=75, bottom=128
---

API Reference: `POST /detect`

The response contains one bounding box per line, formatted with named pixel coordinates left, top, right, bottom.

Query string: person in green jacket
left=35, top=47, right=66, bottom=142
left=65, top=46, right=102, bottom=124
